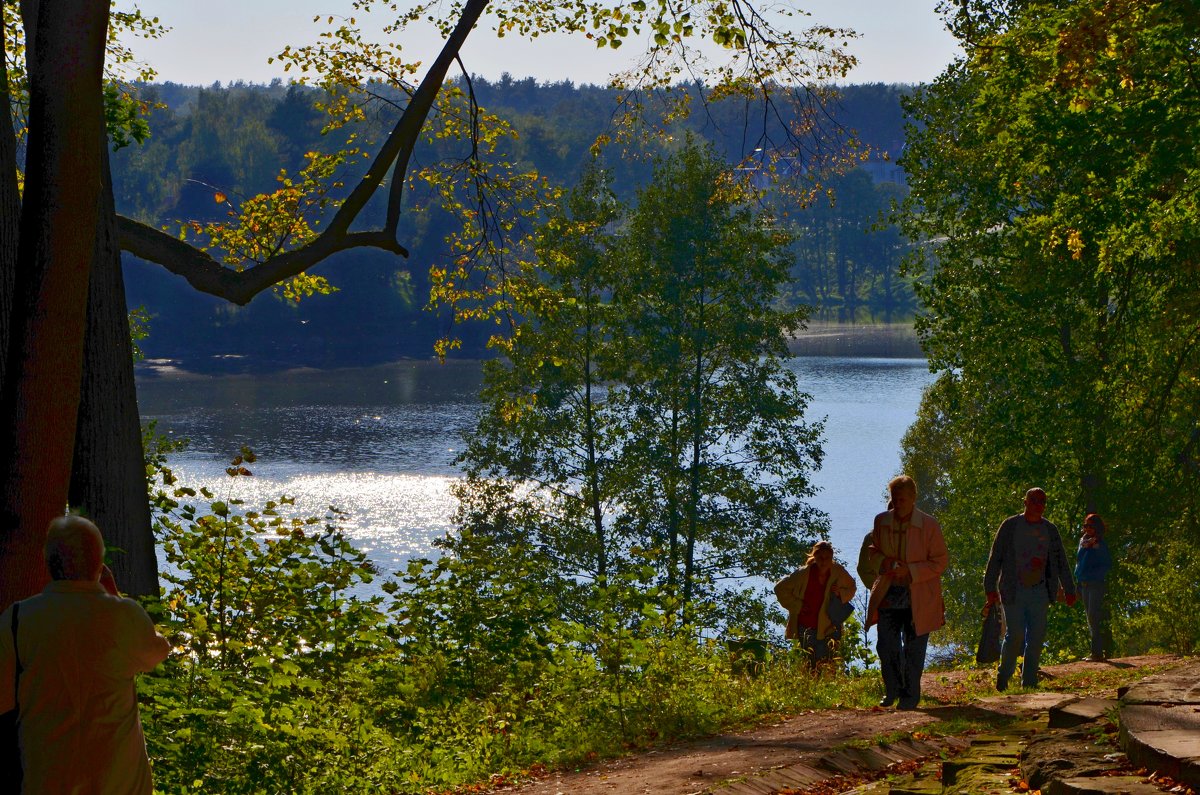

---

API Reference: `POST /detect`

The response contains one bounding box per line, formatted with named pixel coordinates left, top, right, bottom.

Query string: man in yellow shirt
left=0, top=515, right=170, bottom=794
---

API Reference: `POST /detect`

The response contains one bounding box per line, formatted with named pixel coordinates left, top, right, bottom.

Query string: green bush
left=140, top=459, right=878, bottom=793
left=1122, top=534, right=1200, bottom=655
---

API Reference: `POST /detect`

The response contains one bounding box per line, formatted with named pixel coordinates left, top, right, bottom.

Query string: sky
left=124, top=0, right=960, bottom=87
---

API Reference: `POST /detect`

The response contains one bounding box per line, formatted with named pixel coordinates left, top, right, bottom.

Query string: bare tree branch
left=119, top=0, right=490, bottom=305
left=117, top=217, right=406, bottom=305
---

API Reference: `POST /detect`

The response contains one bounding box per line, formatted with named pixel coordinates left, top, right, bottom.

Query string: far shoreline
left=789, top=320, right=922, bottom=359
left=135, top=321, right=925, bottom=380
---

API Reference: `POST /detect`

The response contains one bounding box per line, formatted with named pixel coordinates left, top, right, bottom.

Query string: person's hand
left=985, top=591, right=1000, bottom=606
left=99, top=564, right=119, bottom=596
left=892, top=565, right=912, bottom=586
left=1064, top=592, right=1078, bottom=607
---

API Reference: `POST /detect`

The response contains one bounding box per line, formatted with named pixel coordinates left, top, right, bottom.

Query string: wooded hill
left=115, top=79, right=913, bottom=372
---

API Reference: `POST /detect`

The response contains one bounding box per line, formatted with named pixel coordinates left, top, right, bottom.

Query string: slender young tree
left=457, top=164, right=625, bottom=597
left=460, top=143, right=829, bottom=631
left=616, top=140, right=825, bottom=623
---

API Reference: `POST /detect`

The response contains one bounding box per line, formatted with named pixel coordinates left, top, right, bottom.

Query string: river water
left=137, top=341, right=936, bottom=584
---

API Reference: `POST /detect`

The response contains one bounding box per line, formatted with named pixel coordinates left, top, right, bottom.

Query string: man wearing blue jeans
left=983, top=488, right=1077, bottom=690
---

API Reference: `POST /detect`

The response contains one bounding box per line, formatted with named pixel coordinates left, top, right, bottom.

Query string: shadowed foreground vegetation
left=140, top=466, right=881, bottom=794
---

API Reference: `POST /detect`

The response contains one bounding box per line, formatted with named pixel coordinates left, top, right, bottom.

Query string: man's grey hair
left=45, top=515, right=105, bottom=581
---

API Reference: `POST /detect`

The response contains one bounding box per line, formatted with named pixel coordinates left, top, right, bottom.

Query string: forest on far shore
left=114, top=79, right=915, bottom=372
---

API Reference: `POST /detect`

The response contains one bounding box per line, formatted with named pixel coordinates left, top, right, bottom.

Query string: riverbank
left=135, top=322, right=924, bottom=378
left=789, top=321, right=923, bottom=359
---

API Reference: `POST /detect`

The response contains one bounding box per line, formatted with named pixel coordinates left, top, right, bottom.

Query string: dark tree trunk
left=69, top=146, right=159, bottom=597
left=0, top=0, right=109, bottom=611
left=0, top=26, right=19, bottom=390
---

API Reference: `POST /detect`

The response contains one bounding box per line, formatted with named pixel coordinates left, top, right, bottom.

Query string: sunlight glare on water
left=161, top=453, right=460, bottom=577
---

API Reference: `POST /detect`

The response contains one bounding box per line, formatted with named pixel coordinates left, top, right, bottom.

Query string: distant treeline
left=115, top=78, right=915, bottom=372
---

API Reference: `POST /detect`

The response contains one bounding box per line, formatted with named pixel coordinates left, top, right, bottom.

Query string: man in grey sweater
left=983, top=488, right=1077, bottom=690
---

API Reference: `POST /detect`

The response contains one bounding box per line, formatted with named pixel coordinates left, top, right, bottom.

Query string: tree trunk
left=0, top=0, right=109, bottom=611
left=0, top=27, right=19, bottom=391
left=69, top=145, right=159, bottom=597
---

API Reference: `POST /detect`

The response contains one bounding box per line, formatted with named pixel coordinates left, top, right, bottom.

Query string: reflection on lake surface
left=138, top=349, right=936, bottom=580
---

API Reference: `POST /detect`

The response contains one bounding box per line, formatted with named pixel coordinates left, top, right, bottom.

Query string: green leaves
left=454, top=144, right=824, bottom=636
left=898, top=0, right=1200, bottom=657
left=178, top=148, right=356, bottom=289
left=144, top=452, right=398, bottom=793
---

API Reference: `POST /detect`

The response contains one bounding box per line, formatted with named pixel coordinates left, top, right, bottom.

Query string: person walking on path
left=984, top=487, right=1078, bottom=690
left=0, top=515, right=171, bottom=794
left=858, top=475, right=948, bottom=709
left=1075, top=513, right=1113, bottom=661
left=775, top=540, right=857, bottom=666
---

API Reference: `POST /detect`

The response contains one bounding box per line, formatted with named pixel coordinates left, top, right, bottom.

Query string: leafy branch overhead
left=112, top=0, right=856, bottom=308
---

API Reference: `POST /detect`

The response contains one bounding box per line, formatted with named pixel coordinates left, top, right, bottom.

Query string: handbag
left=1, top=603, right=21, bottom=790
left=826, top=595, right=854, bottom=626
left=975, top=601, right=1003, bottom=665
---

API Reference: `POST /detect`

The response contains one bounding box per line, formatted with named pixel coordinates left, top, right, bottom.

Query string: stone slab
left=839, top=780, right=892, bottom=795
left=779, top=762, right=825, bottom=782
left=1121, top=728, right=1200, bottom=788
left=962, top=739, right=1024, bottom=758
left=942, top=765, right=1014, bottom=795
left=878, top=741, right=925, bottom=762
left=816, top=748, right=864, bottom=775
left=716, top=779, right=773, bottom=795
left=711, top=762, right=824, bottom=794
left=1050, top=697, right=1119, bottom=728
left=842, top=745, right=898, bottom=771
left=1119, top=703, right=1200, bottom=735
left=1047, top=775, right=1165, bottom=795
left=978, top=692, right=1080, bottom=714
left=941, top=736, right=972, bottom=752
left=1118, top=660, right=1200, bottom=705
left=767, top=765, right=821, bottom=788
left=755, top=769, right=805, bottom=791
left=888, top=778, right=942, bottom=795
left=1021, top=729, right=1125, bottom=791
left=861, top=743, right=910, bottom=765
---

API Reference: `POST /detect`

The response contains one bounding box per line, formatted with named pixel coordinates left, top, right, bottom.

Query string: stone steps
left=710, top=659, right=1200, bottom=795
left=1118, top=660, right=1200, bottom=791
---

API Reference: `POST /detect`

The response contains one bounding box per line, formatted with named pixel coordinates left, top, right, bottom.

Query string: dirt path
left=509, top=655, right=1180, bottom=795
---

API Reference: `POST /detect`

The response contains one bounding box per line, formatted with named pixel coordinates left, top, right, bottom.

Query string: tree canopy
left=1, top=0, right=860, bottom=607
left=898, top=0, right=1200, bottom=653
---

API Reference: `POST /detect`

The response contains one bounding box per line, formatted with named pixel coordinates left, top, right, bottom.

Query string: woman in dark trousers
left=775, top=541, right=857, bottom=666
left=1075, top=513, right=1113, bottom=661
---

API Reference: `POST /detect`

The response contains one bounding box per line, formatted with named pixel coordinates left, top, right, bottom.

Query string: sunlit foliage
left=898, top=0, right=1200, bottom=655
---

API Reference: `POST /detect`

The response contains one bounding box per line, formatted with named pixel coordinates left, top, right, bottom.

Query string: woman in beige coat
left=857, top=475, right=947, bottom=709
left=775, top=540, right=857, bottom=666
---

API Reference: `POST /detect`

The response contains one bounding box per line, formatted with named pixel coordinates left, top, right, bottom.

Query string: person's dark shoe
left=898, top=698, right=920, bottom=710
left=878, top=696, right=896, bottom=708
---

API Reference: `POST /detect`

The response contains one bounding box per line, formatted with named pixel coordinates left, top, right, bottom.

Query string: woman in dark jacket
left=1074, top=513, right=1113, bottom=661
